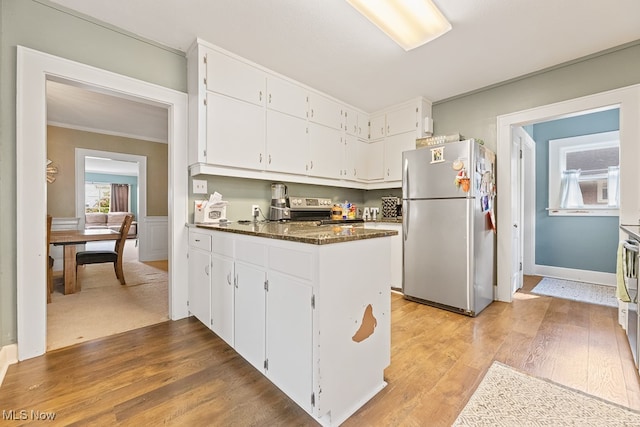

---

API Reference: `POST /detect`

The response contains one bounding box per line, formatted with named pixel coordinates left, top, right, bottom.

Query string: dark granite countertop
left=620, top=225, right=640, bottom=241
left=194, top=221, right=398, bottom=245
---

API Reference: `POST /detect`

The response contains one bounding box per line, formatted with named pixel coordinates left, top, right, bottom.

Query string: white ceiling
left=45, top=0, right=640, bottom=140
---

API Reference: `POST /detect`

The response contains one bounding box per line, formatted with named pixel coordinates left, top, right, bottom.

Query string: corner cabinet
left=187, top=226, right=391, bottom=426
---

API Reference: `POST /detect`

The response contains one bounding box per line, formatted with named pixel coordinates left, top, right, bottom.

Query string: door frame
left=16, top=46, right=189, bottom=360
left=496, top=84, right=640, bottom=302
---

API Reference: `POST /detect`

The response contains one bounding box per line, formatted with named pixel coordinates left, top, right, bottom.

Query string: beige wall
left=47, top=126, right=169, bottom=217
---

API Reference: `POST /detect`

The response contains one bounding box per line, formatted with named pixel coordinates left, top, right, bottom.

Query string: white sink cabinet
left=188, top=226, right=392, bottom=426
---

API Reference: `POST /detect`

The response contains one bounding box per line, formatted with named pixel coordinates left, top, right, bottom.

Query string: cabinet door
left=384, top=131, right=416, bottom=181
left=234, top=261, right=266, bottom=372
left=205, top=48, right=266, bottom=107
left=211, top=254, right=234, bottom=347
left=362, top=140, right=384, bottom=181
left=207, top=92, right=266, bottom=169
left=356, top=111, right=369, bottom=140
left=266, top=110, right=308, bottom=175
left=308, top=93, right=343, bottom=130
left=267, top=76, right=307, bottom=119
left=344, top=107, right=357, bottom=136
left=344, top=135, right=360, bottom=181
left=386, top=105, right=418, bottom=137
left=308, top=123, right=343, bottom=179
left=369, top=113, right=386, bottom=141
left=266, top=271, right=313, bottom=413
left=188, top=248, right=211, bottom=327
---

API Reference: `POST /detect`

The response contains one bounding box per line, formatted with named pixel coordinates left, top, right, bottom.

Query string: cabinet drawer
left=189, top=231, right=212, bottom=251
left=268, top=246, right=313, bottom=281
left=212, top=233, right=234, bottom=257
left=235, top=238, right=267, bottom=266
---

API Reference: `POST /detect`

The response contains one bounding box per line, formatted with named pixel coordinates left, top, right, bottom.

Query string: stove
left=288, top=196, right=333, bottom=221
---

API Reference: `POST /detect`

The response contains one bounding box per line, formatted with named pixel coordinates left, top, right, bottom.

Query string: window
left=85, top=183, right=111, bottom=213
left=548, top=130, right=619, bottom=216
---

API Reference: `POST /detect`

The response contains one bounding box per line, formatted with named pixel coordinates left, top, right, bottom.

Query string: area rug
left=453, top=362, right=640, bottom=426
left=47, top=240, right=169, bottom=350
left=530, top=277, right=617, bottom=307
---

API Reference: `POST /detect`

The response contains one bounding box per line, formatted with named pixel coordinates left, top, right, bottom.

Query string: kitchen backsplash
left=189, top=175, right=379, bottom=222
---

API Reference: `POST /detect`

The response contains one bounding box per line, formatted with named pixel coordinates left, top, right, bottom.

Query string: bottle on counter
left=331, top=204, right=343, bottom=220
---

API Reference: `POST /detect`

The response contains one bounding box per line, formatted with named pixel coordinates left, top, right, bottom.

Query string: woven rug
left=453, top=362, right=640, bottom=426
left=530, top=277, right=617, bottom=307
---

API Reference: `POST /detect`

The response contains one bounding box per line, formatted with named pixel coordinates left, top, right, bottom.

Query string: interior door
left=511, top=131, right=524, bottom=292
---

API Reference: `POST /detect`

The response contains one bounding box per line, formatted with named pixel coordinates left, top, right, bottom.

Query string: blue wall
left=533, top=109, right=619, bottom=273
left=85, top=173, right=138, bottom=219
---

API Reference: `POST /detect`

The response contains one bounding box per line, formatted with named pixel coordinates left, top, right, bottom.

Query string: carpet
left=453, top=362, right=640, bottom=426
left=530, top=277, right=617, bottom=307
left=47, top=240, right=169, bottom=351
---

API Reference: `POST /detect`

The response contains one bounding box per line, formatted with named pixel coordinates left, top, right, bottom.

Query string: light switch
left=193, top=179, right=208, bottom=194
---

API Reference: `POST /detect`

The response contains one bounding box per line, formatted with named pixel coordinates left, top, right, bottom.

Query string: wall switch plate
left=193, top=179, right=207, bottom=194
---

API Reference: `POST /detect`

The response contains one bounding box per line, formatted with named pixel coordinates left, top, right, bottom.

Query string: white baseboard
left=0, top=344, right=18, bottom=387
left=533, top=264, right=616, bottom=287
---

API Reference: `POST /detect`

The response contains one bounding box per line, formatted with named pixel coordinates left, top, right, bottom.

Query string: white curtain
left=607, top=166, right=620, bottom=207
left=560, top=169, right=583, bottom=208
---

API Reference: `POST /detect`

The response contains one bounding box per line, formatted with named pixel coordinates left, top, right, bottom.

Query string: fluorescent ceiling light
left=347, top=0, right=452, bottom=51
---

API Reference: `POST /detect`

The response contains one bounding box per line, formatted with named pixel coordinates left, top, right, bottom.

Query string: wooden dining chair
left=76, top=214, right=133, bottom=287
left=47, top=214, right=54, bottom=303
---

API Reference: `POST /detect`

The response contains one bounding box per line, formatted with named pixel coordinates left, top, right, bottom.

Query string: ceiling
left=45, top=0, right=640, bottom=140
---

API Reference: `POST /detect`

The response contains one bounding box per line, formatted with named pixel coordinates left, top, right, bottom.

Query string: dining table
left=50, top=228, right=121, bottom=294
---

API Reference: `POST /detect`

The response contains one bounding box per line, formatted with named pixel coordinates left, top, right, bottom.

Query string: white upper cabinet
left=266, top=77, right=308, bottom=119
left=369, top=113, right=386, bottom=141
left=384, top=131, right=416, bottom=181
left=266, top=110, right=308, bottom=175
left=386, top=105, right=418, bottom=137
left=361, top=140, right=384, bottom=181
left=206, top=92, right=266, bottom=170
left=205, top=48, right=266, bottom=107
left=308, top=94, right=344, bottom=131
left=308, top=122, right=343, bottom=179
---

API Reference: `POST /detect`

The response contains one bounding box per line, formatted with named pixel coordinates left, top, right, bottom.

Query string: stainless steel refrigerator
left=402, top=139, right=496, bottom=316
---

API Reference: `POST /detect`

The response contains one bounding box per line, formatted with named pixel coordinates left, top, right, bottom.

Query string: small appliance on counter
left=269, top=183, right=290, bottom=221
left=382, top=196, right=402, bottom=220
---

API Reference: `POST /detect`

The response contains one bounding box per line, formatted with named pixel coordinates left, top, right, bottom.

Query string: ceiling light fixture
left=346, top=0, right=451, bottom=51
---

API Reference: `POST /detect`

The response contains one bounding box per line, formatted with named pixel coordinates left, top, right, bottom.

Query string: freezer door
left=403, top=198, right=471, bottom=312
left=403, top=140, right=473, bottom=200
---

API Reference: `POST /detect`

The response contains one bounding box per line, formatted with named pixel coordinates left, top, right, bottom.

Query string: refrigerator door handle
left=403, top=157, right=409, bottom=200
left=403, top=200, right=409, bottom=241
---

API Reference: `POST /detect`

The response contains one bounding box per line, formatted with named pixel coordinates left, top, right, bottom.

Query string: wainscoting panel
left=139, top=216, right=168, bottom=261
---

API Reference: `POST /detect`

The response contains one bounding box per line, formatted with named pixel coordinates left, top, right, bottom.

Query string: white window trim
left=548, top=130, right=619, bottom=216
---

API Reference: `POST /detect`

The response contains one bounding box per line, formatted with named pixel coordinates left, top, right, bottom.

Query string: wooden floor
left=2, top=276, right=639, bottom=426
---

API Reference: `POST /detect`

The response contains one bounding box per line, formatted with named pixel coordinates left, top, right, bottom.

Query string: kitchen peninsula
left=188, top=221, right=397, bottom=426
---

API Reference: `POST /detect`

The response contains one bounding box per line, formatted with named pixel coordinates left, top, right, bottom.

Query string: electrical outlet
left=252, top=205, right=260, bottom=218
left=193, top=179, right=207, bottom=194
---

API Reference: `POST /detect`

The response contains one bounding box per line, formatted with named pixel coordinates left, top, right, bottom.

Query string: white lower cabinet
left=234, top=261, right=267, bottom=372
left=210, top=253, right=234, bottom=346
left=188, top=227, right=391, bottom=426
left=188, top=231, right=212, bottom=325
left=265, top=270, right=313, bottom=413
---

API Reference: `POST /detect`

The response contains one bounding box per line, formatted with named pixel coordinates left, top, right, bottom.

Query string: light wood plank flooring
left=2, top=276, right=639, bottom=426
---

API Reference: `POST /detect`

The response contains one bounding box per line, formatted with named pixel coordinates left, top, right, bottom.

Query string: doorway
left=16, top=46, right=189, bottom=361
left=496, top=84, right=640, bottom=303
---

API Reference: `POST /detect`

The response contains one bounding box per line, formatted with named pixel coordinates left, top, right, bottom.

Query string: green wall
left=432, top=41, right=640, bottom=153
left=0, top=0, right=186, bottom=346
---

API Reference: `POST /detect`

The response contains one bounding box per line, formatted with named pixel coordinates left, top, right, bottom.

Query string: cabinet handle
left=234, top=274, right=238, bottom=288
left=204, top=264, right=210, bottom=276
left=194, top=239, right=200, bottom=242
left=310, top=160, right=313, bottom=169
left=259, top=91, right=263, bottom=101
left=387, top=168, right=390, bottom=176
left=387, top=125, right=390, bottom=134
left=227, top=272, right=231, bottom=285
left=269, top=93, right=272, bottom=104
left=268, top=154, right=272, bottom=164
left=311, top=109, right=314, bottom=118
left=259, top=153, right=263, bottom=163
